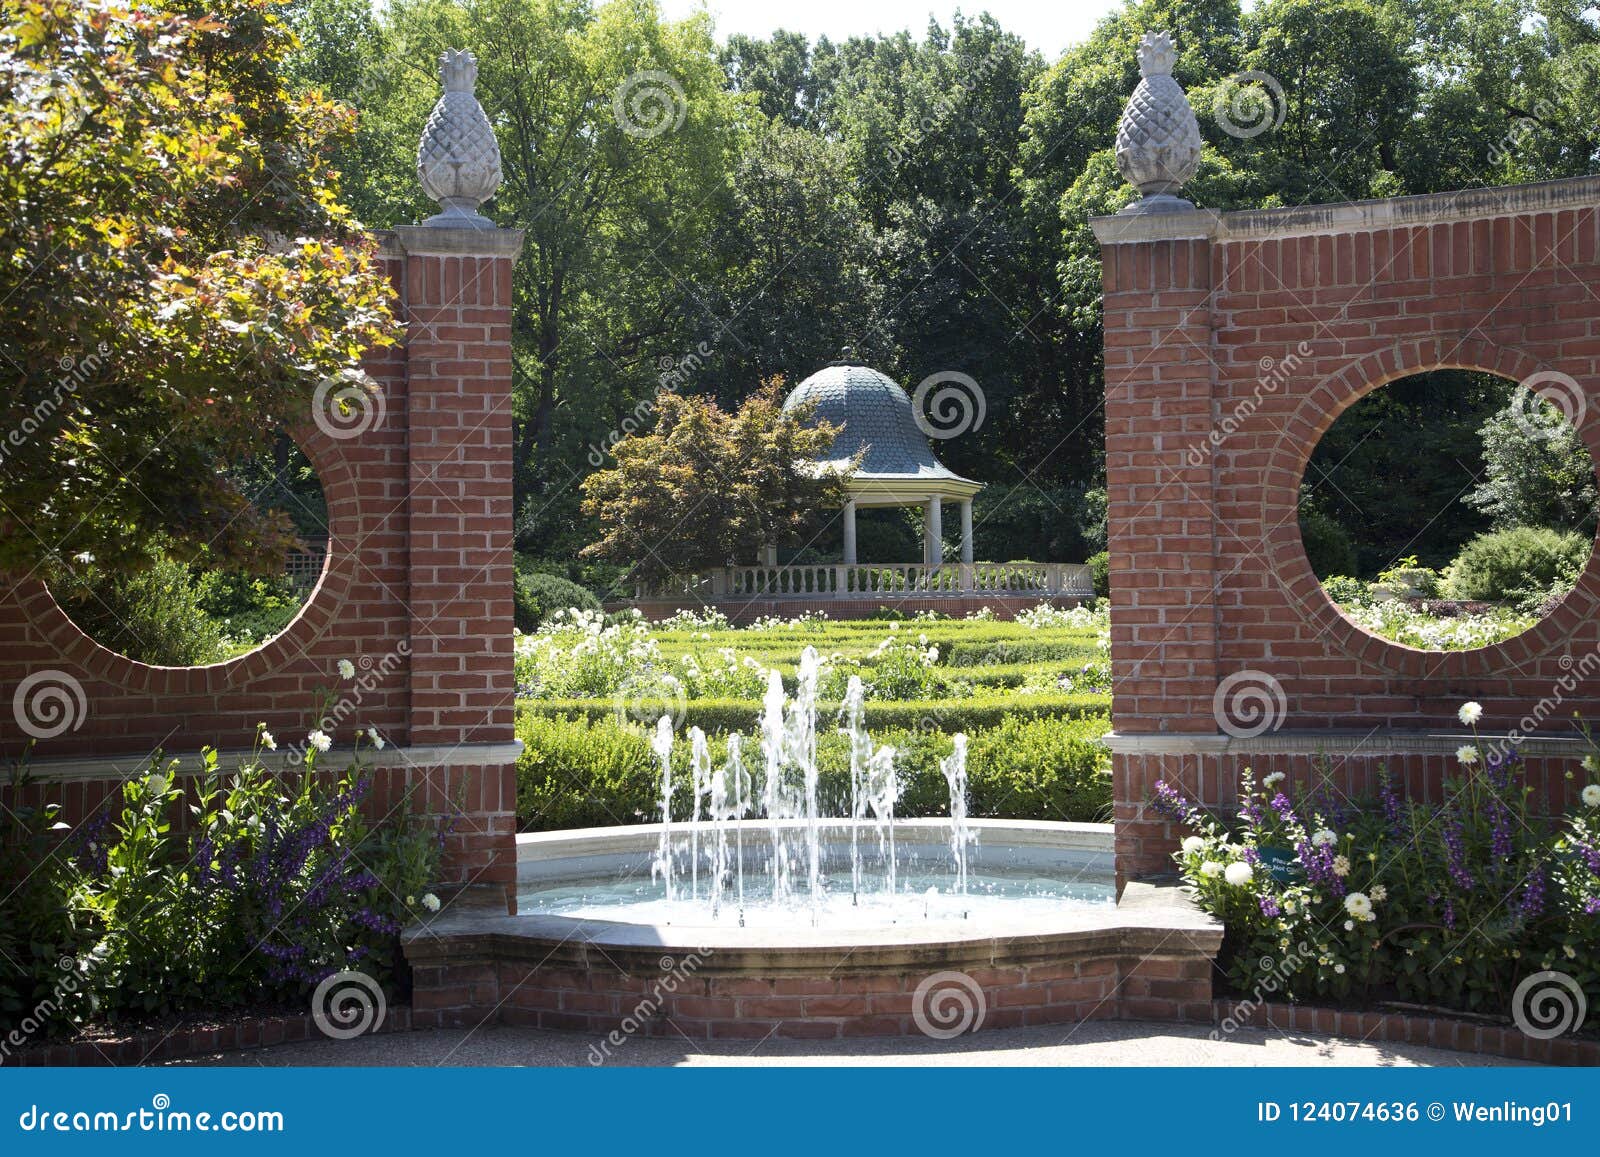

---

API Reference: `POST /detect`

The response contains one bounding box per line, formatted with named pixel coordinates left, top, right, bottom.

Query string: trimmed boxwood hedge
left=515, top=708, right=1112, bottom=832
left=517, top=692, right=1108, bottom=735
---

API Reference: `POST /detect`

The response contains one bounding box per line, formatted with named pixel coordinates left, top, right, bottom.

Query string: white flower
left=1334, top=963, right=1346, bottom=975
left=1344, top=920, right=1355, bottom=931
left=1332, top=855, right=1350, bottom=877
left=405, top=895, right=415, bottom=906
left=1565, top=944, right=1577, bottom=959
left=147, top=774, right=169, bottom=797
left=422, top=893, right=441, bottom=912
left=1582, top=784, right=1600, bottom=808
left=1263, top=772, right=1286, bottom=789
left=367, top=728, right=386, bottom=751
left=1458, top=701, right=1483, bottom=726
left=1224, top=862, right=1253, bottom=887
left=1344, top=892, right=1374, bottom=920
left=308, top=729, right=332, bottom=753
left=1311, top=828, right=1337, bottom=847
left=1199, top=861, right=1224, bottom=878
left=338, top=659, right=356, bottom=680
left=261, top=730, right=276, bottom=751
left=1456, top=744, right=1479, bottom=765
left=1369, top=884, right=1387, bottom=902
left=1181, top=835, right=1205, bottom=855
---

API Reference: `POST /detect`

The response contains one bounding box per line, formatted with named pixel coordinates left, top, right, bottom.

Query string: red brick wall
left=0, top=226, right=522, bottom=899
left=1098, top=180, right=1600, bottom=879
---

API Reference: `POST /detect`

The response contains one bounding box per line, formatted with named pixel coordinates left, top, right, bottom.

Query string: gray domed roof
left=782, top=364, right=975, bottom=482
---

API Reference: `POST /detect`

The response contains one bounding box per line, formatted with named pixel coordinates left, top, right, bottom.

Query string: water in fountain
left=650, top=715, right=675, bottom=900
left=940, top=733, right=974, bottom=895
left=599, top=648, right=1105, bottom=931
left=688, top=726, right=711, bottom=901
left=708, top=733, right=751, bottom=922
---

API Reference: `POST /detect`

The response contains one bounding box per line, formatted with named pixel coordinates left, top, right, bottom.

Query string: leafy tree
left=0, top=0, right=396, bottom=578
left=580, top=382, right=849, bottom=583
left=1466, top=399, right=1599, bottom=536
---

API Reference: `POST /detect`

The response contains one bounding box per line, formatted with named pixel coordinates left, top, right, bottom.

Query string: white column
left=761, top=543, right=777, bottom=567
left=926, top=495, right=943, bottom=567
left=842, top=499, right=857, bottom=565
left=960, top=499, right=974, bottom=564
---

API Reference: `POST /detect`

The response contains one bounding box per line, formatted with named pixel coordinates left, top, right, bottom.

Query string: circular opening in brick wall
left=46, top=434, right=328, bottom=666
left=1298, top=369, right=1599, bottom=652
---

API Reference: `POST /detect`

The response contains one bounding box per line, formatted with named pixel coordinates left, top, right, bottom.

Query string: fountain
left=407, top=643, right=1222, bottom=1040
left=523, top=646, right=1113, bottom=932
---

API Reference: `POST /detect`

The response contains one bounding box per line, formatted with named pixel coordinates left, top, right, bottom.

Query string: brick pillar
left=393, top=224, right=524, bottom=905
left=1092, top=212, right=1219, bottom=885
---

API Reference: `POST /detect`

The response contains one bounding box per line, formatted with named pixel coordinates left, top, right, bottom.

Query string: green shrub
left=1087, top=551, right=1110, bottom=600
left=1445, top=526, right=1590, bottom=605
left=1320, top=575, right=1370, bottom=606
left=1, top=746, right=441, bottom=1037
left=514, top=708, right=1112, bottom=831
left=964, top=715, right=1111, bottom=821
left=1298, top=505, right=1358, bottom=578
left=0, top=785, right=97, bottom=1036
left=519, top=693, right=1106, bottom=735
left=54, top=556, right=228, bottom=666
left=515, top=570, right=600, bottom=632
left=193, top=571, right=304, bottom=645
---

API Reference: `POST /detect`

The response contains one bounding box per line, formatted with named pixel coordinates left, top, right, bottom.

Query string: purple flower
left=1517, top=867, right=1546, bottom=920
left=1441, top=812, right=1475, bottom=891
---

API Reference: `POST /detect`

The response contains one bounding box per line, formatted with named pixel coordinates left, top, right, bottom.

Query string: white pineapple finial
left=416, top=48, right=503, bottom=229
left=1114, top=30, right=1201, bottom=214
left=439, top=48, right=478, bottom=94
left=1136, top=31, right=1177, bottom=78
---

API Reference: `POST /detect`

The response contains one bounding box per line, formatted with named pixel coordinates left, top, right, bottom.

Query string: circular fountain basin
left=403, top=820, right=1223, bottom=1040
left=517, top=818, right=1114, bottom=938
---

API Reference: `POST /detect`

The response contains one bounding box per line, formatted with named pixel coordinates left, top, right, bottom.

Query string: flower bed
left=1, top=714, right=442, bottom=1048
left=1155, top=703, right=1600, bottom=1031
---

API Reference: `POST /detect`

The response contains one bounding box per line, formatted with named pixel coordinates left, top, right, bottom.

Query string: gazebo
left=620, top=361, right=1092, bottom=618
left=782, top=363, right=983, bottom=567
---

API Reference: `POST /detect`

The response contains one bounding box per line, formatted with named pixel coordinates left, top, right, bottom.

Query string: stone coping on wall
left=1104, top=729, right=1587, bottom=760
left=14, top=741, right=524, bottom=783
left=1090, top=173, right=1600, bottom=245
left=403, top=879, right=1216, bottom=959
left=375, top=224, right=526, bottom=259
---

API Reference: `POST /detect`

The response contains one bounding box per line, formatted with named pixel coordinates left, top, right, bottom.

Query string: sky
left=658, top=0, right=1126, bottom=58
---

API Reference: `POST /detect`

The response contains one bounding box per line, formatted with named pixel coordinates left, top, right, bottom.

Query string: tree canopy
left=0, top=0, right=396, bottom=578
left=279, top=0, right=1600, bottom=570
